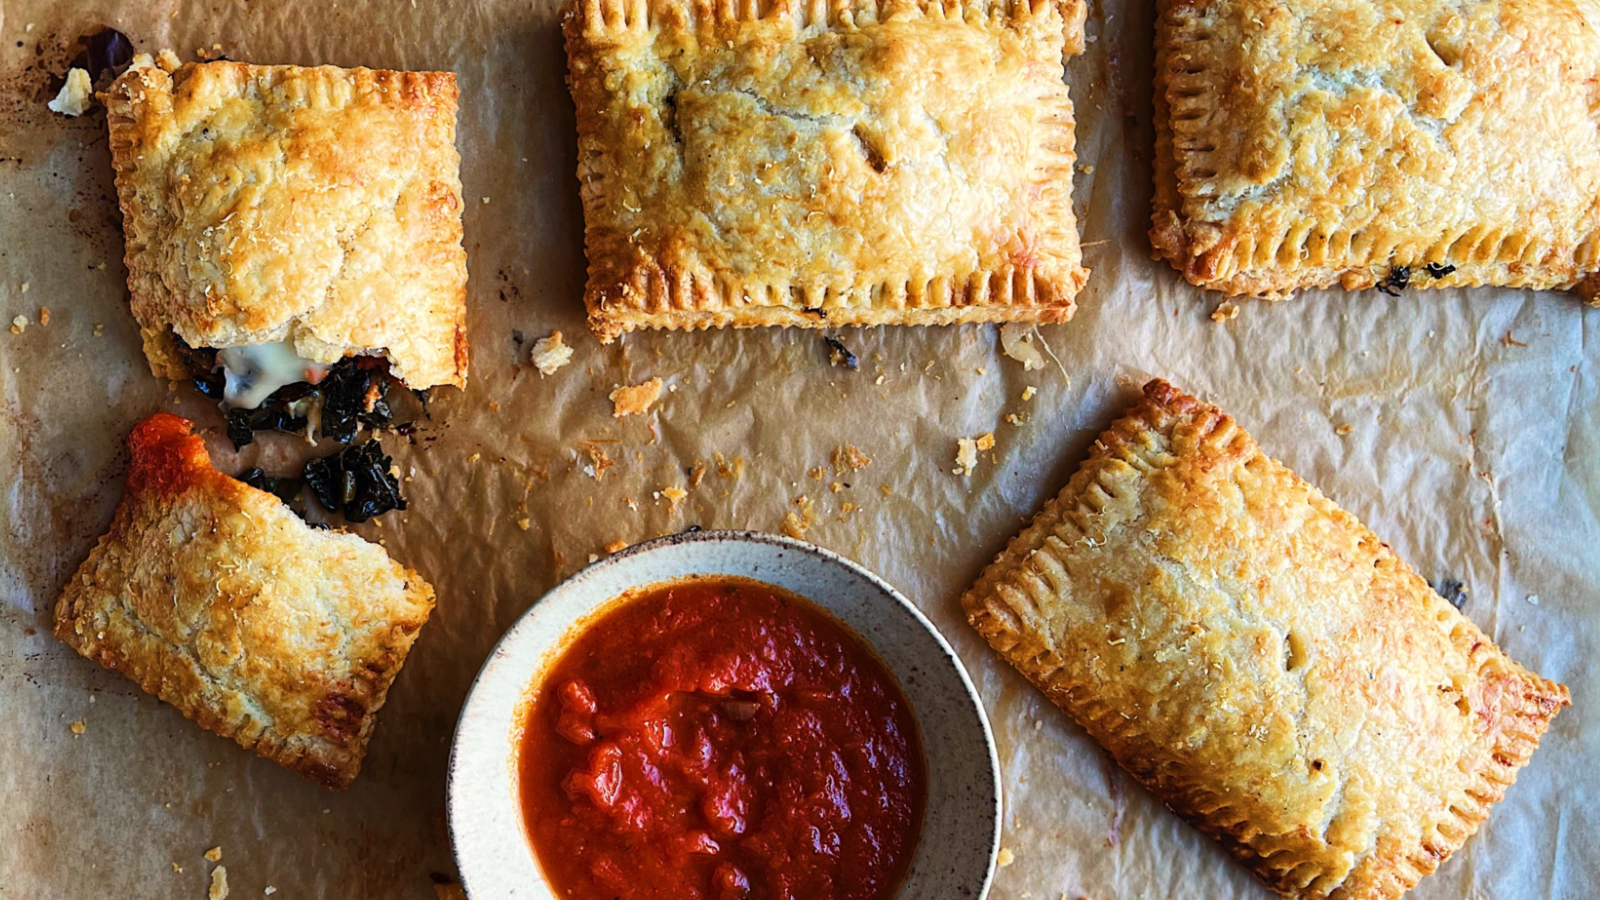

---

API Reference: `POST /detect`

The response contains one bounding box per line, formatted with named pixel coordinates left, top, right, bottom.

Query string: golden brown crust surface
left=963, top=380, right=1569, bottom=900
left=53, top=414, right=437, bottom=790
left=564, top=0, right=1089, bottom=341
left=1151, top=0, right=1600, bottom=301
left=104, top=61, right=469, bottom=387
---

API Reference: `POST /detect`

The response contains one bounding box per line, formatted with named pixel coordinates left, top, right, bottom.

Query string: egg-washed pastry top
left=963, top=379, right=1569, bottom=900
left=564, top=0, right=1089, bottom=342
left=103, top=59, right=469, bottom=389
left=1152, top=0, right=1600, bottom=300
left=53, top=413, right=436, bottom=790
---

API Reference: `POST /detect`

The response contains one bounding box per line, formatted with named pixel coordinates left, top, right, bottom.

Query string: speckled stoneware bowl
left=447, top=529, right=1001, bottom=900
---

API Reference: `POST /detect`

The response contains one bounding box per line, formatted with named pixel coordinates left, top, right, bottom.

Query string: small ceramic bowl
left=447, top=530, right=1001, bottom=899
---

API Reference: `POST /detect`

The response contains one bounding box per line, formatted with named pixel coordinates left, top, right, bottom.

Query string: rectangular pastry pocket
left=963, top=379, right=1569, bottom=900
left=53, top=414, right=436, bottom=789
left=103, top=59, right=469, bottom=398
left=564, top=0, right=1090, bottom=341
left=1152, top=0, right=1600, bottom=300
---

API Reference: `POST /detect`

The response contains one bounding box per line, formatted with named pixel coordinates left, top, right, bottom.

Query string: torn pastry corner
left=610, top=378, right=663, bottom=417
left=52, top=413, right=437, bottom=791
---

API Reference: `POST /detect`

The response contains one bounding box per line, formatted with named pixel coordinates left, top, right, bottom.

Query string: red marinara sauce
left=517, top=576, right=925, bottom=900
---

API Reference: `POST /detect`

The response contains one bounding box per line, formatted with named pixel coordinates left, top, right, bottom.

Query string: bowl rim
left=446, top=528, right=1002, bottom=899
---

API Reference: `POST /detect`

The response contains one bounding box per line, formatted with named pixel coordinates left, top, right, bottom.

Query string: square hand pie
left=963, top=380, right=1569, bottom=900
left=564, top=0, right=1089, bottom=342
left=53, top=414, right=436, bottom=789
left=1152, top=0, right=1600, bottom=300
left=104, top=60, right=468, bottom=390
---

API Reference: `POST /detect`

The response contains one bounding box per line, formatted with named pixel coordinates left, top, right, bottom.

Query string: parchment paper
left=1, top=0, right=1594, bottom=897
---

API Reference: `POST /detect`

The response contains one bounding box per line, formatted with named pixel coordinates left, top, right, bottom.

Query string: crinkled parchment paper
left=1, top=0, right=1595, bottom=897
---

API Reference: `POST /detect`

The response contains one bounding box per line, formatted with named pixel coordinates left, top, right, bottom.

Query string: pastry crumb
left=48, top=67, right=93, bottom=116
left=208, top=866, right=229, bottom=900
left=1006, top=412, right=1027, bottom=427
left=1335, top=423, right=1353, bottom=436
left=714, top=452, right=744, bottom=480
left=93, top=323, right=105, bottom=337
left=37, top=307, right=50, bottom=326
left=204, top=846, right=222, bottom=862
left=688, top=461, right=707, bottom=488
left=69, top=719, right=85, bottom=736
left=831, top=445, right=872, bottom=471
left=530, top=331, right=574, bottom=376
left=829, top=481, right=843, bottom=493
left=954, top=433, right=995, bottom=476
left=660, top=486, right=687, bottom=509
left=172, top=862, right=183, bottom=873
left=1211, top=301, right=1240, bottom=322
left=516, top=517, right=531, bottom=531
left=610, top=378, right=663, bottom=417
left=10, top=315, right=27, bottom=334
left=997, top=847, right=1016, bottom=867
left=999, top=323, right=1046, bottom=371
left=1021, top=386, right=1036, bottom=402
left=781, top=512, right=807, bottom=539
left=264, top=888, right=276, bottom=897
left=156, top=49, right=182, bottom=72
left=807, top=466, right=826, bottom=481
left=604, top=540, right=627, bottom=554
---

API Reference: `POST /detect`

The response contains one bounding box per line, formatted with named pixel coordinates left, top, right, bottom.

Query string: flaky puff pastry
left=564, top=0, right=1089, bottom=342
left=104, top=60, right=469, bottom=388
left=1152, top=0, right=1600, bottom=300
left=53, top=414, right=436, bottom=789
left=964, top=380, right=1569, bottom=900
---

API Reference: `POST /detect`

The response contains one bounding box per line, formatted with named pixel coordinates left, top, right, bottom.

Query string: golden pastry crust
left=564, top=0, right=1089, bottom=342
left=103, top=61, right=469, bottom=388
left=963, top=380, right=1569, bottom=900
left=1152, top=0, right=1600, bottom=300
left=53, top=414, right=436, bottom=790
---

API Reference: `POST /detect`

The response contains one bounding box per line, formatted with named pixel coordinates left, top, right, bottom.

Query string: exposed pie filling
left=518, top=577, right=925, bottom=900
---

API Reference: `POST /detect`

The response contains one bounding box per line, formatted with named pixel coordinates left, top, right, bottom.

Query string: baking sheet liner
left=0, top=0, right=1594, bottom=897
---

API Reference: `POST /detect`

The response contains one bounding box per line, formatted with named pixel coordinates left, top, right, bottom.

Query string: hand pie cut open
left=1152, top=0, right=1600, bottom=301
left=563, top=0, right=1089, bottom=341
left=103, top=59, right=468, bottom=405
left=963, top=379, right=1568, bottom=900
left=53, top=414, right=436, bottom=789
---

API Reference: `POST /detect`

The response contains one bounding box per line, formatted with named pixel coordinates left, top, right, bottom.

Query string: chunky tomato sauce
left=518, top=577, right=925, bottom=900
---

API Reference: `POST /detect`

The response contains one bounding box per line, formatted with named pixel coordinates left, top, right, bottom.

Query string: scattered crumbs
left=781, top=512, right=807, bottom=540
left=610, top=378, right=663, bottom=417
left=37, top=307, right=49, bottom=326
left=466, top=452, right=481, bottom=464
left=1021, top=386, right=1037, bottom=402
left=1211, top=301, right=1240, bottom=322
left=19, top=283, right=28, bottom=293
left=604, top=540, right=627, bottom=554
left=93, top=323, right=105, bottom=337
left=208, top=866, right=229, bottom=900
left=829, top=481, right=843, bottom=493
left=875, top=374, right=885, bottom=385
left=264, top=889, right=276, bottom=897
left=69, top=719, right=85, bottom=736
left=10, top=315, right=26, bottom=334
left=688, top=460, right=707, bottom=488
left=831, top=445, right=872, bottom=471
left=580, top=443, right=615, bottom=480
left=204, top=847, right=222, bottom=863
left=480, top=196, right=490, bottom=204
left=1078, top=163, right=1095, bottom=174
left=880, top=484, right=893, bottom=497
left=997, top=847, right=1016, bottom=867
left=1527, top=594, right=1541, bottom=606
left=531, top=331, right=574, bottom=376
left=838, top=502, right=858, bottom=520
left=714, top=452, right=745, bottom=480
left=1335, top=423, right=1353, bottom=436
left=48, top=68, right=93, bottom=116
left=807, top=466, right=826, bottom=481
left=999, top=323, right=1046, bottom=370
left=172, top=863, right=183, bottom=873
left=1006, top=412, right=1027, bottom=427
left=516, top=517, right=531, bottom=531
left=976, top=367, right=986, bottom=375
left=954, top=433, right=996, bottom=476
left=588, top=553, right=600, bottom=564
left=661, top=486, right=687, bottom=509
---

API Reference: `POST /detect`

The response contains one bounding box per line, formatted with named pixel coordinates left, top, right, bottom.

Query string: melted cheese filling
left=217, top=341, right=331, bottom=409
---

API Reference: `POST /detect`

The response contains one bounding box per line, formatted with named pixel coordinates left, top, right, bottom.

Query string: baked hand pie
left=963, top=379, right=1569, bottom=900
left=53, top=413, right=436, bottom=789
left=103, top=58, right=468, bottom=402
left=563, top=0, right=1089, bottom=342
left=1152, top=0, right=1600, bottom=300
